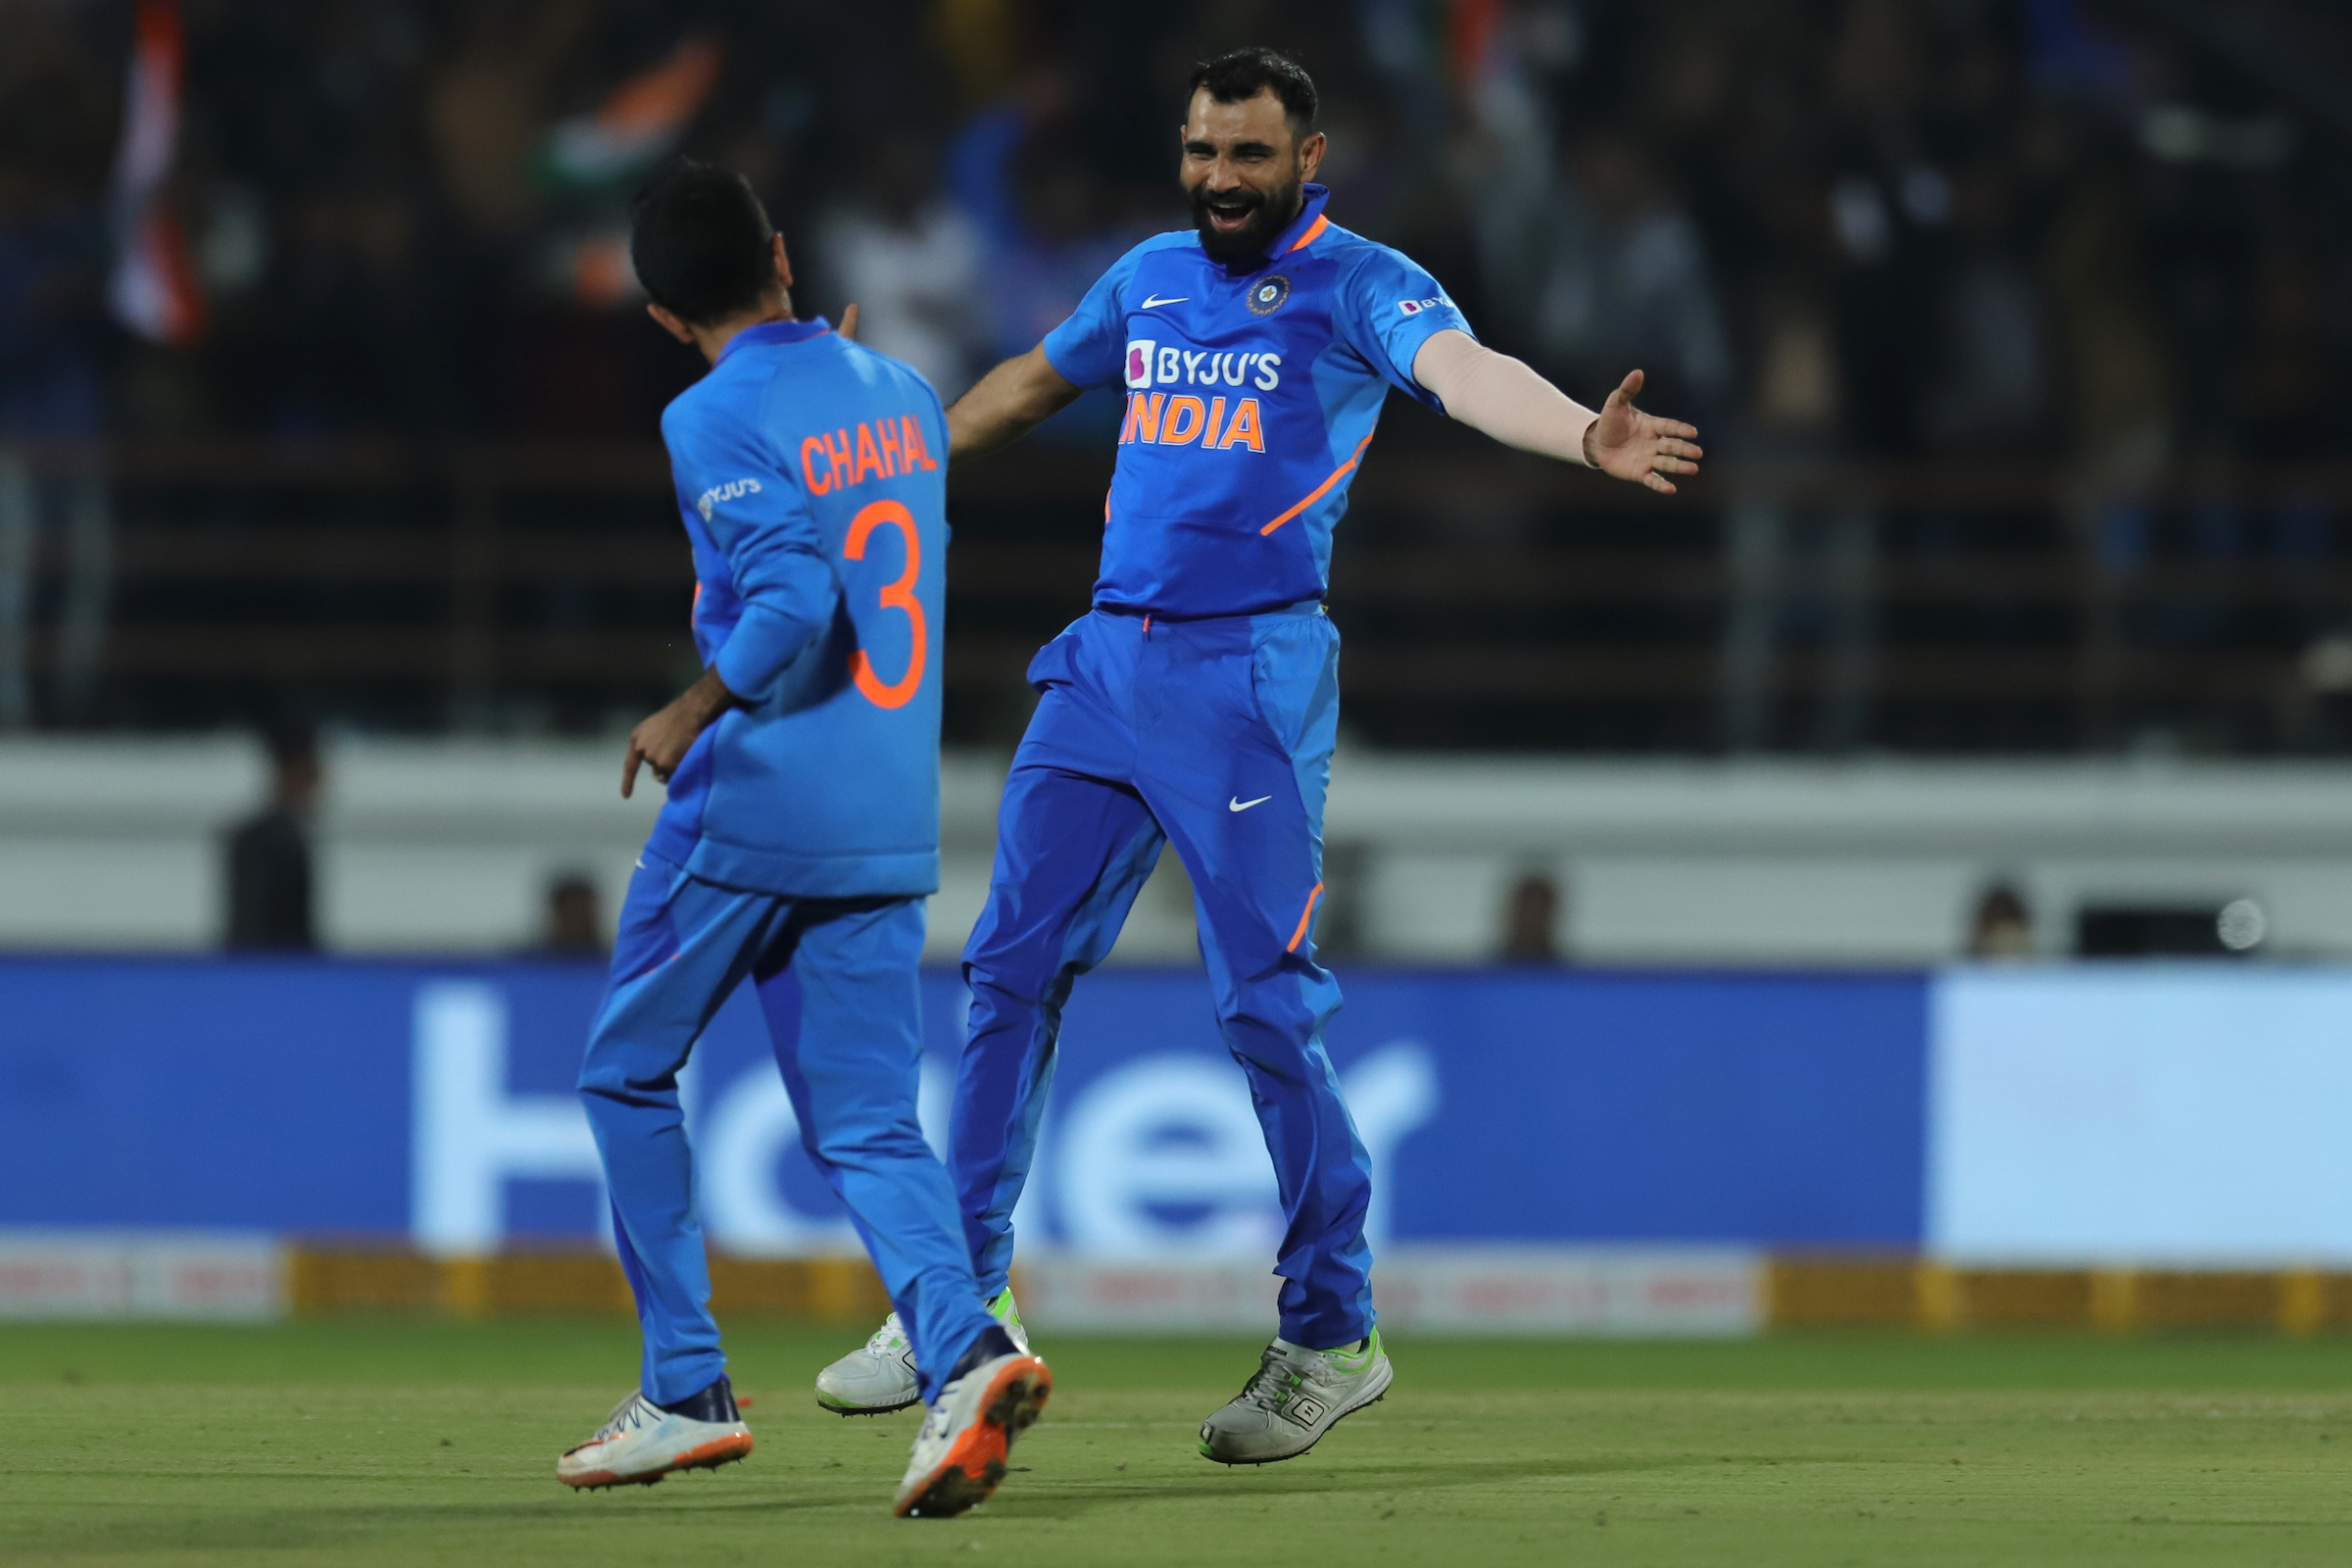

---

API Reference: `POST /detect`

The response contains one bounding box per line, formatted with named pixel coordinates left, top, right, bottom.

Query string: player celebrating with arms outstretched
left=560, top=161, right=1046, bottom=1518
left=816, top=50, right=1699, bottom=1464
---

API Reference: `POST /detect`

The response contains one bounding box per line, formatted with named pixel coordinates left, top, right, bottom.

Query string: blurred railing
left=5, top=440, right=2350, bottom=750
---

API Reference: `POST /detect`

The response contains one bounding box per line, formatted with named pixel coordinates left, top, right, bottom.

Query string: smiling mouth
left=1203, top=197, right=1257, bottom=231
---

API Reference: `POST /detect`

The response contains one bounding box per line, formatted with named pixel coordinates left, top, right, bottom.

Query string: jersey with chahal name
left=1042, top=183, right=1472, bottom=618
left=650, top=317, right=950, bottom=899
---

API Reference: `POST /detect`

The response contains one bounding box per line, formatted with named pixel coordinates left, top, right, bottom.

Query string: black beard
left=1191, top=176, right=1302, bottom=267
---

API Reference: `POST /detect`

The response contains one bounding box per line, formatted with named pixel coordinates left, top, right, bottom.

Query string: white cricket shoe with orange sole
left=891, top=1350, right=1052, bottom=1517
left=557, top=1376, right=753, bottom=1490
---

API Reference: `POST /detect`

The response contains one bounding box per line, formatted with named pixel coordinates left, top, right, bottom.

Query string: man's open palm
left=1584, top=369, right=1702, bottom=495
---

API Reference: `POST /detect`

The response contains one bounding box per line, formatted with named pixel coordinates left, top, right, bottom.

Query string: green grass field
left=8, top=1322, right=2352, bottom=1566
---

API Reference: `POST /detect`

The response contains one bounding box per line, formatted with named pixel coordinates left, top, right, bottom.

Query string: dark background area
left=6, top=0, right=2352, bottom=753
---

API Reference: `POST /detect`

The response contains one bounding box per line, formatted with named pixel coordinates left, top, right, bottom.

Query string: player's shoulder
left=1311, top=220, right=1431, bottom=285
left=658, top=370, right=728, bottom=452
left=832, top=334, right=943, bottom=407
left=803, top=338, right=949, bottom=439
left=1310, top=222, right=1456, bottom=324
left=1108, top=228, right=1204, bottom=279
left=661, top=359, right=763, bottom=457
left=1133, top=227, right=1204, bottom=258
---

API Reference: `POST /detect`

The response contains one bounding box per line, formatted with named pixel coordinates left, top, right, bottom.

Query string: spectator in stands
left=0, top=0, right=115, bottom=727
left=943, top=67, right=1143, bottom=437
left=1920, top=158, right=2047, bottom=455
left=1480, top=123, right=1730, bottom=426
left=223, top=724, right=322, bottom=952
left=542, top=871, right=607, bottom=958
left=1498, top=871, right=1565, bottom=964
left=1966, top=882, right=2035, bottom=960
left=812, top=128, right=986, bottom=401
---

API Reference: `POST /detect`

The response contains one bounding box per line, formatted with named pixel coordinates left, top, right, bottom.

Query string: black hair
left=1189, top=47, right=1317, bottom=138
left=629, top=159, right=779, bottom=326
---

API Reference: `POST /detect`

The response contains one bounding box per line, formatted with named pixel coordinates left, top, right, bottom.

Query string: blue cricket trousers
left=952, top=602, right=1377, bottom=1349
left=578, top=854, right=995, bottom=1406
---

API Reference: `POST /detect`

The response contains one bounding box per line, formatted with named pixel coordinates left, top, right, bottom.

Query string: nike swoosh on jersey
left=1140, top=294, right=1189, bottom=309
left=1229, top=795, right=1272, bottom=811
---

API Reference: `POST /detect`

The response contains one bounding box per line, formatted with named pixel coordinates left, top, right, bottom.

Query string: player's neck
left=689, top=290, right=797, bottom=366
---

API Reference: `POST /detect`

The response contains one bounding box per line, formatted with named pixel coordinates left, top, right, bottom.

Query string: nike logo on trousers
left=1229, top=795, right=1271, bottom=812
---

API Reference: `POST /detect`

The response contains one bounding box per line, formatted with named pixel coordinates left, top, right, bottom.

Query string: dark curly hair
left=1189, top=47, right=1317, bottom=139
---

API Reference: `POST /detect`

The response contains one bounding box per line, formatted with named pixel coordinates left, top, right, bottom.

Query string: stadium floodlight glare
left=2217, top=898, right=2268, bottom=954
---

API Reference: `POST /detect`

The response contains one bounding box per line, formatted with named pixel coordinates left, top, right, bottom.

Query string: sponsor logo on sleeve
left=1396, top=296, right=1450, bottom=317
left=696, top=478, right=761, bottom=519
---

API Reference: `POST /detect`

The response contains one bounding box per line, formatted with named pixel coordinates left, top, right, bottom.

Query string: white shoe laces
left=863, top=1312, right=910, bottom=1358
left=587, top=1392, right=660, bottom=1446
left=1232, top=1346, right=1309, bottom=1413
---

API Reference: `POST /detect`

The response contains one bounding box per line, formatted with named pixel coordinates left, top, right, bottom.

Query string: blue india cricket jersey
left=1041, top=183, right=1472, bottom=617
left=646, top=318, right=950, bottom=898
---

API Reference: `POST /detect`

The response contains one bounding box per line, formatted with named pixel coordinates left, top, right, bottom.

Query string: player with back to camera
left=815, top=49, right=1700, bottom=1463
left=558, top=159, right=1048, bottom=1519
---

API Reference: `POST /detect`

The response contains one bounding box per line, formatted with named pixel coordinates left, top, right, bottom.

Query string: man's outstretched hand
left=622, top=666, right=737, bottom=799
left=1582, top=369, right=1702, bottom=495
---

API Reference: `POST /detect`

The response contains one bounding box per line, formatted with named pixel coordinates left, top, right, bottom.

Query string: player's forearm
left=712, top=605, right=827, bottom=701
left=946, top=346, right=1084, bottom=462
left=711, top=562, right=833, bottom=700
left=673, top=663, right=739, bottom=726
left=1411, top=330, right=1597, bottom=467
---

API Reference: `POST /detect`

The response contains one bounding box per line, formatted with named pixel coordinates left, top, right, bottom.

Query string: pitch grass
left=8, top=1324, right=2352, bottom=1566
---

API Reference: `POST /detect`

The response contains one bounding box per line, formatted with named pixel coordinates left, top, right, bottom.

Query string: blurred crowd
left=4, top=0, right=2348, bottom=466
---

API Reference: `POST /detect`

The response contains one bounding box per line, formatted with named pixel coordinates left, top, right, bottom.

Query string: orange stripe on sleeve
left=1286, top=883, right=1326, bottom=954
left=1259, top=432, right=1376, bottom=536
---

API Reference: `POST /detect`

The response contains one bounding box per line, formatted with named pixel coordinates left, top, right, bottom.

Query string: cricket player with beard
left=816, top=48, right=1701, bottom=1465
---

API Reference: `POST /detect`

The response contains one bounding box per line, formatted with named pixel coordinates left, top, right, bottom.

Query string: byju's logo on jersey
left=1396, top=296, right=1450, bottom=316
left=1124, top=339, right=1156, bottom=389
left=1124, top=342, right=1284, bottom=391
left=1246, top=274, right=1291, bottom=316
left=696, top=477, right=760, bottom=519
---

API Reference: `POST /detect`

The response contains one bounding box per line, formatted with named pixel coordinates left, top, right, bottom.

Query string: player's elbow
left=1014, top=347, right=1083, bottom=419
left=951, top=348, right=1080, bottom=456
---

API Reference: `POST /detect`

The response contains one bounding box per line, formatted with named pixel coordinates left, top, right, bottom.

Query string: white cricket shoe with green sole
left=815, top=1288, right=1029, bottom=1415
left=1197, top=1330, right=1392, bottom=1464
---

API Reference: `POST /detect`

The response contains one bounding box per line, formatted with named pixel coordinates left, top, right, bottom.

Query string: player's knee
left=962, top=956, right=1069, bottom=1012
left=804, top=1114, right=928, bottom=1166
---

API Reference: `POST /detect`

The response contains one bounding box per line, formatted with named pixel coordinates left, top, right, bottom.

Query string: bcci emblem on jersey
left=1246, top=274, right=1291, bottom=316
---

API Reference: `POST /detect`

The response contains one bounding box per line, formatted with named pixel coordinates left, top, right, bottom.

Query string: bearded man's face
left=1179, top=88, right=1320, bottom=267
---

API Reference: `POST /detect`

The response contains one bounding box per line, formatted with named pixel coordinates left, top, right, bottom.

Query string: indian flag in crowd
left=108, top=0, right=204, bottom=346
left=539, top=36, right=724, bottom=191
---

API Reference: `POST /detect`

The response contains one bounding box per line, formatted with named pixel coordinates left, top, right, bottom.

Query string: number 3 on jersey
left=844, top=500, right=926, bottom=710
